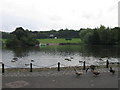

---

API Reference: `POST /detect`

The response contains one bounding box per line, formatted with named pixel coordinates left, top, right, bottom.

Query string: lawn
left=37, top=38, right=81, bottom=43
left=1, top=38, right=82, bottom=44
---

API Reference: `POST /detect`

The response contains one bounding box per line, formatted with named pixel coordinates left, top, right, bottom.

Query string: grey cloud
left=1, top=12, right=65, bottom=31
left=1, top=12, right=39, bottom=32
left=83, top=13, right=93, bottom=19
left=82, top=10, right=102, bottom=20
left=108, top=5, right=117, bottom=12
left=49, top=15, right=62, bottom=21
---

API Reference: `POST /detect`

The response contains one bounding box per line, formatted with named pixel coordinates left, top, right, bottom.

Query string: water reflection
left=1, top=45, right=119, bottom=68
left=3, top=45, right=120, bottom=58
left=4, top=47, right=39, bottom=57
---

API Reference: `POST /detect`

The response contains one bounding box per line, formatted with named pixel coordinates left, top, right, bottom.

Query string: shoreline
left=39, top=43, right=82, bottom=46
left=1, top=64, right=119, bottom=72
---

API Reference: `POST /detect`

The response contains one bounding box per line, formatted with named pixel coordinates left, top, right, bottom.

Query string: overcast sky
left=0, top=0, right=119, bottom=32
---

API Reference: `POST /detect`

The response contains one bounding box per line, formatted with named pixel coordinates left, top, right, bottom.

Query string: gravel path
left=2, top=67, right=119, bottom=88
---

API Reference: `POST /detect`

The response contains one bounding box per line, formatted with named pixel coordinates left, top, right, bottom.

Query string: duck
left=91, top=70, right=100, bottom=76
left=74, top=68, right=83, bottom=76
left=109, top=67, right=115, bottom=74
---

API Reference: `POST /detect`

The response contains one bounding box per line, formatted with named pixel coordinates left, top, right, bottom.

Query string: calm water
left=0, top=45, right=119, bottom=68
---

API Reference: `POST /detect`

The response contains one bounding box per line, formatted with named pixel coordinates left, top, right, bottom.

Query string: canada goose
left=11, top=60, right=16, bottom=62
left=70, top=57, right=73, bottom=59
left=117, top=62, right=119, bottom=64
left=86, top=67, right=89, bottom=72
left=110, top=62, right=115, bottom=64
left=13, top=57, right=18, bottom=61
left=99, top=58, right=103, bottom=61
left=65, top=58, right=71, bottom=61
left=91, top=70, right=100, bottom=76
left=11, top=57, right=18, bottom=62
left=109, top=67, right=115, bottom=74
left=31, top=60, right=34, bottom=62
left=25, top=64, right=29, bottom=66
left=74, top=68, right=83, bottom=76
left=79, top=61, right=83, bottom=63
left=90, top=65, right=96, bottom=70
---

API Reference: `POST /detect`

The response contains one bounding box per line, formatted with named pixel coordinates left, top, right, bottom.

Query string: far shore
left=47, top=43, right=81, bottom=46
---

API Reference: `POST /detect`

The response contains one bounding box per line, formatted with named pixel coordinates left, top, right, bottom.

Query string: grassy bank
left=1, top=38, right=82, bottom=47
left=37, top=38, right=81, bottom=43
left=1, top=38, right=81, bottom=44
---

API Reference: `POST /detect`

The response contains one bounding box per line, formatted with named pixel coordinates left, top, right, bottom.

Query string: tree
left=79, top=28, right=92, bottom=41
left=6, top=27, right=39, bottom=47
left=91, top=30, right=100, bottom=44
left=79, top=25, right=119, bottom=45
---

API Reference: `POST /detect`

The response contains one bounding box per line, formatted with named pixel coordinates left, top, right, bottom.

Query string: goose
left=110, top=62, right=115, bottom=64
left=109, top=67, right=115, bottom=74
left=65, top=58, right=71, bottom=61
left=91, top=70, right=100, bottom=76
left=99, top=58, right=103, bottom=61
left=74, top=68, right=83, bottom=76
left=117, top=62, right=119, bottom=64
left=31, top=60, right=34, bottom=62
left=90, top=65, right=96, bottom=70
left=11, top=57, right=18, bottom=62
left=79, top=61, right=83, bottom=63
left=13, top=57, right=18, bottom=61
left=25, top=64, right=29, bottom=66
left=11, top=60, right=16, bottom=62
left=86, top=67, right=89, bottom=72
left=70, top=57, right=73, bottom=59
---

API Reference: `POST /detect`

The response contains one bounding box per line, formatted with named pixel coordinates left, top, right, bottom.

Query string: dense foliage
left=5, top=27, right=39, bottom=47
left=1, top=25, right=120, bottom=46
left=79, top=25, right=120, bottom=45
left=2, top=28, right=80, bottom=39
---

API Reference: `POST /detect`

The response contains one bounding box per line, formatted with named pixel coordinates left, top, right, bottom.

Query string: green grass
left=1, top=38, right=81, bottom=44
left=37, top=38, right=81, bottom=43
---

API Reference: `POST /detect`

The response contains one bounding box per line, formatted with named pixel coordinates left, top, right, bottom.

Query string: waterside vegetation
left=1, top=25, right=120, bottom=47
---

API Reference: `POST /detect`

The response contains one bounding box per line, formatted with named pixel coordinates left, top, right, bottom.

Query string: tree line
left=2, top=28, right=80, bottom=39
left=1, top=25, right=120, bottom=47
left=79, top=25, right=120, bottom=45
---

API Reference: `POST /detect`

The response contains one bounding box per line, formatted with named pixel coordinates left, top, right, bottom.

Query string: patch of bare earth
left=5, top=80, right=29, bottom=88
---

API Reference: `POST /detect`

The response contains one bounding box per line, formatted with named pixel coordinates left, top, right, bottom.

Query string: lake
left=0, top=45, right=119, bottom=68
